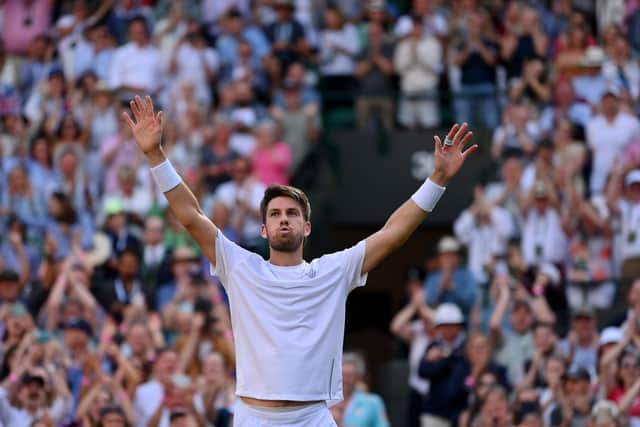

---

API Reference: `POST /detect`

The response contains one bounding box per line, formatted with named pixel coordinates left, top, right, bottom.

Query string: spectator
left=500, top=5, right=548, bottom=83
left=419, top=303, right=467, bottom=427
left=491, top=102, right=539, bottom=160
left=520, top=181, right=568, bottom=268
left=393, top=14, right=441, bottom=129
left=424, top=236, right=477, bottom=318
left=587, top=87, right=640, bottom=195
left=318, top=6, right=360, bottom=107
left=600, top=34, right=640, bottom=105
left=355, top=21, right=395, bottom=131
left=607, top=169, right=640, bottom=280
left=452, top=8, right=499, bottom=130
left=389, top=268, right=432, bottom=427
left=263, top=0, right=310, bottom=75
left=548, top=365, right=595, bottom=426
left=251, top=120, right=291, bottom=186
left=538, top=79, right=591, bottom=138
left=109, top=17, right=164, bottom=100
left=559, top=307, right=599, bottom=375
left=1, top=0, right=52, bottom=56
left=212, top=156, right=266, bottom=252
left=199, top=119, right=237, bottom=195
left=453, top=187, right=514, bottom=285
left=341, top=352, right=390, bottom=427
left=133, top=348, right=207, bottom=427
left=394, top=0, right=448, bottom=41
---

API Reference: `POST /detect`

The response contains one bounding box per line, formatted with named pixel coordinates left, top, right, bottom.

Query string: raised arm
left=123, top=96, right=218, bottom=266
left=362, top=123, right=477, bottom=274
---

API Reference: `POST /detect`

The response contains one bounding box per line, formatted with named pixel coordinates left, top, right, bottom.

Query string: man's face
left=437, top=324, right=461, bottom=342
left=510, top=305, right=533, bottom=333
left=572, top=316, right=595, bottom=340
left=438, top=252, right=459, bottom=270
left=534, top=326, right=555, bottom=352
left=18, top=381, right=46, bottom=409
left=626, top=183, right=640, bottom=203
left=144, top=218, right=164, bottom=245
left=117, top=253, right=139, bottom=281
left=342, top=362, right=359, bottom=389
left=129, top=21, right=148, bottom=45
left=0, top=280, right=21, bottom=302
left=64, top=329, right=89, bottom=352
left=155, top=351, right=178, bottom=383
left=261, top=196, right=310, bottom=253
left=602, top=94, right=619, bottom=117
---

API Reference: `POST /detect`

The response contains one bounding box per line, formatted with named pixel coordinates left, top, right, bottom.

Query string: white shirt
left=319, top=24, right=360, bottom=76
left=0, top=388, right=71, bottom=427
left=601, top=58, right=640, bottom=100
left=109, top=42, right=164, bottom=93
left=134, top=380, right=206, bottom=427
left=454, top=207, right=514, bottom=283
left=393, top=36, right=442, bottom=93
left=522, top=207, right=568, bottom=266
left=211, top=232, right=368, bottom=403
left=408, top=321, right=430, bottom=395
left=587, top=113, right=640, bottom=194
left=618, top=199, right=640, bottom=261
left=172, top=43, right=219, bottom=105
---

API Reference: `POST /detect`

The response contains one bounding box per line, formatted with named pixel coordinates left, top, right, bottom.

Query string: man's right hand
left=122, top=95, right=166, bottom=166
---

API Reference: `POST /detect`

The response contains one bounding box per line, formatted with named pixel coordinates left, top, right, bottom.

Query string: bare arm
left=123, top=96, right=219, bottom=266
left=362, top=124, right=477, bottom=274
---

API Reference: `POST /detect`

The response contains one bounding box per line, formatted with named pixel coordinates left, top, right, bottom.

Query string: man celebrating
left=123, top=95, right=476, bottom=426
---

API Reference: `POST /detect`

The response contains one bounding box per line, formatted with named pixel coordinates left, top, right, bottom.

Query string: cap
left=602, top=84, right=621, bottom=98
left=63, top=318, right=93, bottom=337
left=625, top=169, right=640, bottom=187
left=572, top=306, right=596, bottom=319
left=599, top=327, right=623, bottom=347
left=93, top=80, right=113, bottom=95
left=173, top=246, right=199, bottom=263
left=103, top=197, right=124, bottom=216
left=20, top=372, right=46, bottom=387
left=437, top=236, right=460, bottom=254
left=533, top=181, right=548, bottom=198
left=565, top=365, right=591, bottom=382
left=590, top=400, right=620, bottom=421
left=367, top=0, right=386, bottom=11
left=0, top=269, right=20, bottom=283
left=433, top=303, right=464, bottom=326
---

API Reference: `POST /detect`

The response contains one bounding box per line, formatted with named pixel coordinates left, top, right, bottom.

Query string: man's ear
left=260, top=224, right=267, bottom=239
left=304, top=221, right=311, bottom=237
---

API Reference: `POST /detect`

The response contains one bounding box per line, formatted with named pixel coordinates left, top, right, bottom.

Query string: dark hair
left=260, top=185, right=311, bottom=223
left=128, top=15, right=149, bottom=35
left=50, top=191, right=77, bottom=225
left=97, top=404, right=129, bottom=427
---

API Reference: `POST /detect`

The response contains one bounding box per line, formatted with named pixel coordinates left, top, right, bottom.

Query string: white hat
left=599, top=327, right=623, bottom=347
left=433, top=303, right=464, bottom=326
left=625, top=169, right=640, bottom=187
left=437, top=236, right=460, bottom=254
left=84, top=232, right=112, bottom=268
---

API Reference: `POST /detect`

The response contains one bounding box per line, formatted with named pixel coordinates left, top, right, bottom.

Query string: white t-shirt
left=212, top=232, right=368, bottom=403
left=587, top=113, right=640, bottom=194
left=109, top=42, right=164, bottom=93
left=408, top=321, right=430, bottom=395
left=522, top=207, right=568, bottom=266
left=619, top=199, right=640, bottom=261
left=134, top=380, right=206, bottom=427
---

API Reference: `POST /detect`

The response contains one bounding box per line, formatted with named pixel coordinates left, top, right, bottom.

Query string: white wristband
left=150, top=159, right=182, bottom=193
left=411, top=178, right=446, bottom=212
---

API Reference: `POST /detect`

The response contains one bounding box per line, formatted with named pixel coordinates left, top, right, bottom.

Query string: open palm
left=432, top=122, right=477, bottom=185
left=122, top=95, right=164, bottom=155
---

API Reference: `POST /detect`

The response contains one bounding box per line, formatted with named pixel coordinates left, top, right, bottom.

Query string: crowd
left=1, top=0, right=640, bottom=426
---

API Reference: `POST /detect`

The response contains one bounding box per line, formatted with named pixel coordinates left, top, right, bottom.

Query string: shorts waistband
left=237, top=399, right=328, bottom=422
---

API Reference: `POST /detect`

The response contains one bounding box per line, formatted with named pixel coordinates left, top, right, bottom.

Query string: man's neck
left=269, top=249, right=304, bottom=266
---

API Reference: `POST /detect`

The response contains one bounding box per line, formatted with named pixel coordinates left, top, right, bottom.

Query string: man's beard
left=268, top=232, right=304, bottom=253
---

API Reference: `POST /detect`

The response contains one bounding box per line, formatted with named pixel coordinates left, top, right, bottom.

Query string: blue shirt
left=344, top=390, right=390, bottom=427
left=216, top=27, right=271, bottom=69
left=424, top=267, right=477, bottom=316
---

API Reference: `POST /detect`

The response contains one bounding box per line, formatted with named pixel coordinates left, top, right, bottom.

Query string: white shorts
left=234, top=400, right=337, bottom=427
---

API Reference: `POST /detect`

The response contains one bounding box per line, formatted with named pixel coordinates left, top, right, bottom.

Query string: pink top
left=252, top=142, right=292, bottom=186
left=2, top=0, right=52, bottom=55
left=100, top=134, right=143, bottom=193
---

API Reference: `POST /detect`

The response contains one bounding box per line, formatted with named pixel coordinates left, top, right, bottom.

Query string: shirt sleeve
left=323, top=240, right=369, bottom=294
left=211, top=231, right=254, bottom=289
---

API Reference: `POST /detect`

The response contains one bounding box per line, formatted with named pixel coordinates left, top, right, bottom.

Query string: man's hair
left=260, top=185, right=311, bottom=223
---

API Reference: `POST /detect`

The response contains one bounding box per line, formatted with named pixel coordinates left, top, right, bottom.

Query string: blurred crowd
left=388, top=1, right=640, bottom=425
left=1, top=0, right=640, bottom=426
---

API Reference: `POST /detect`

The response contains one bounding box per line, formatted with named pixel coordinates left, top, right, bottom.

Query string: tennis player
left=123, top=95, right=476, bottom=426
